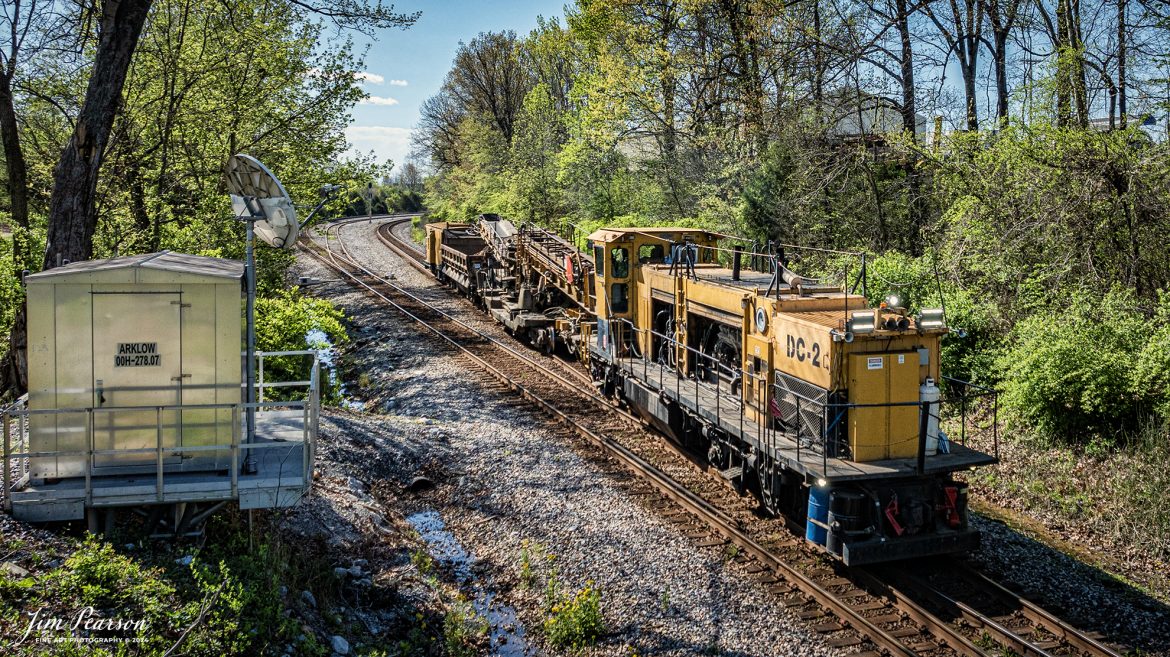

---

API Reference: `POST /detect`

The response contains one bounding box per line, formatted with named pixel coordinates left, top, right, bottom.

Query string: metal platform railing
left=2, top=350, right=319, bottom=515
left=773, top=381, right=999, bottom=472
left=601, top=318, right=999, bottom=475
left=605, top=317, right=772, bottom=451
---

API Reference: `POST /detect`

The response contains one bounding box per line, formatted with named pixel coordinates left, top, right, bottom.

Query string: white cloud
left=306, top=69, right=390, bottom=86
left=361, top=95, right=400, bottom=106
left=346, top=125, right=413, bottom=167
left=355, top=71, right=385, bottom=84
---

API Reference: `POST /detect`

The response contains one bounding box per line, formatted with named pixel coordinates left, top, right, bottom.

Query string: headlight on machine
left=847, top=310, right=876, bottom=335
left=917, top=308, right=946, bottom=330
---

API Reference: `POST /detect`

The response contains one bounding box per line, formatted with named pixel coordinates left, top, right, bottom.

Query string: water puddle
left=306, top=328, right=365, bottom=411
left=406, top=510, right=536, bottom=656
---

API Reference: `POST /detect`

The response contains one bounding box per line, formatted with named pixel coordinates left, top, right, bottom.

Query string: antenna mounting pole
left=244, top=215, right=258, bottom=473
left=224, top=153, right=301, bottom=476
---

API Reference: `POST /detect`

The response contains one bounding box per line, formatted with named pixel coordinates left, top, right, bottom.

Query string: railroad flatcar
left=422, top=216, right=998, bottom=565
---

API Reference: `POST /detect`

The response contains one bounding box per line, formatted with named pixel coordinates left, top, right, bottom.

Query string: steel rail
left=318, top=219, right=593, bottom=389
left=893, top=563, right=1125, bottom=657
left=959, top=564, right=1122, bottom=657
left=372, top=215, right=1128, bottom=657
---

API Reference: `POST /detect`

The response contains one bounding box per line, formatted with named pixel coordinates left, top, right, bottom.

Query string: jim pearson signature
left=18, top=606, right=148, bottom=644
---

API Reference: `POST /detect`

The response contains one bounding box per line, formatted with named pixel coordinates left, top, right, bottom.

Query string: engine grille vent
left=774, top=371, right=829, bottom=448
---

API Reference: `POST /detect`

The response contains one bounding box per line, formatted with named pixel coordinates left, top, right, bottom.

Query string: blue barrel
left=806, top=485, right=830, bottom=545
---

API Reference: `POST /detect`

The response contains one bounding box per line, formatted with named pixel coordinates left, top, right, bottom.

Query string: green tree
left=1, top=0, right=417, bottom=395
left=506, top=86, right=566, bottom=223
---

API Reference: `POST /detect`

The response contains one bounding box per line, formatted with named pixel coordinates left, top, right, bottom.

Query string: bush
left=1131, top=292, right=1170, bottom=417
left=997, top=288, right=1147, bottom=442
left=254, top=290, right=349, bottom=402
left=543, top=581, right=604, bottom=649
left=0, top=530, right=293, bottom=656
left=442, top=598, right=489, bottom=657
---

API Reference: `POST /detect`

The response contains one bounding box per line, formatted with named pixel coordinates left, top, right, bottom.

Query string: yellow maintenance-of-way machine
left=424, top=217, right=999, bottom=564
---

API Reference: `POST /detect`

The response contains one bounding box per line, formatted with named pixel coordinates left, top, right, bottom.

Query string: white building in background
left=824, top=93, right=930, bottom=144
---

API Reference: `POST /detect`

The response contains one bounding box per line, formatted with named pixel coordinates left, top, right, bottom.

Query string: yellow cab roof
left=586, top=226, right=712, bottom=243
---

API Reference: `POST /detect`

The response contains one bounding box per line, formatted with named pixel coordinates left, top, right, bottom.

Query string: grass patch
left=543, top=581, right=604, bottom=650
left=0, top=511, right=342, bottom=656
left=442, top=597, right=489, bottom=657
left=410, top=215, right=426, bottom=245
left=973, top=422, right=1170, bottom=560
left=410, top=547, right=435, bottom=576
left=519, top=540, right=535, bottom=589
left=516, top=538, right=605, bottom=649
left=970, top=420, right=1170, bottom=598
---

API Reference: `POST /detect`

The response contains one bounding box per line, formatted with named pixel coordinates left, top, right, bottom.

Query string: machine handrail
left=602, top=315, right=999, bottom=464
left=243, top=349, right=319, bottom=358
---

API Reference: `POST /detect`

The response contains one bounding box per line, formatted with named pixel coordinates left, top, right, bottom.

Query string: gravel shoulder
left=294, top=221, right=840, bottom=656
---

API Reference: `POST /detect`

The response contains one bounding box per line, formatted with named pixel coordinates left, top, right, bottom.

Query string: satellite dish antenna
left=224, top=153, right=301, bottom=474
left=225, top=154, right=299, bottom=248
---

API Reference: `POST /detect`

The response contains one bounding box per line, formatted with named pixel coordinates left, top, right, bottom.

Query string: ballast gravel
left=294, top=220, right=841, bottom=656
left=968, top=515, right=1170, bottom=654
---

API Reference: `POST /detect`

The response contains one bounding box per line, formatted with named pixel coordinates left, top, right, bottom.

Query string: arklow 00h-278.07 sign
left=114, top=342, right=161, bottom=367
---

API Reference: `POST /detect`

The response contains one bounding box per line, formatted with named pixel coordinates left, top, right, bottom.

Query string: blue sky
left=344, top=0, right=569, bottom=173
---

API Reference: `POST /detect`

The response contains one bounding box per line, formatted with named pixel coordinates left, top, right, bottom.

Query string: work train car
left=423, top=216, right=998, bottom=565
left=425, top=214, right=595, bottom=355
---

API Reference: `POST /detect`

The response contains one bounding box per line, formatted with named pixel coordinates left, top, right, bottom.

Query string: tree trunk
left=1068, top=0, right=1088, bottom=127
left=994, top=32, right=1009, bottom=125
left=963, top=60, right=979, bottom=131
left=980, top=0, right=1020, bottom=128
left=0, top=73, right=30, bottom=280
left=812, top=0, right=824, bottom=119
left=895, top=0, right=918, bottom=140
left=893, top=0, right=925, bottom=254
left=746, top=27, right=766, bottom=153
left=722, top=0, right=766, bottom=154
left=961, top=0, right=981, bottom=131
left=1053, top=0, right=1088, bottom=128
left=1118, top=0, right=1127, bottom=128
left=926, top=0, right=981, bottom=130
left=3, top=0, right=153, bottom=396
left=1055, top=0, right=1071, bottom=126
left=44, top=0, right=153, bottom=268
left=660, top=12, right=677, bottom=158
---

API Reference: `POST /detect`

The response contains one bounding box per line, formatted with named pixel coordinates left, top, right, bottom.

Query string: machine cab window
left=639, top=244, right=664, bottom=264
left=610, top=283, right=629, bottom=313
left=594, top=245, right=604, bottom=277
left=611, top=247, right=629, bottom=278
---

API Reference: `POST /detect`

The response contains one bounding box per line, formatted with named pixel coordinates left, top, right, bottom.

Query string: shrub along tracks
left=298, top=215, right=1129, bottom=657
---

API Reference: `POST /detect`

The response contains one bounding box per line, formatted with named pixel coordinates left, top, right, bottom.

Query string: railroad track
left=385, top=216, right=422, bottom=256
left=872, top=561, right=1123, bottom=657
left=298, top=216, right=1129, bottom=657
